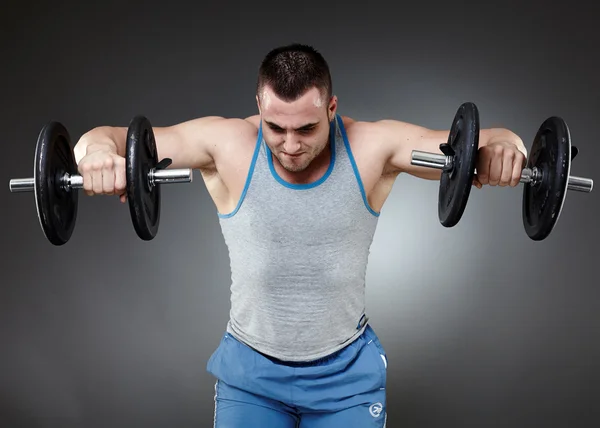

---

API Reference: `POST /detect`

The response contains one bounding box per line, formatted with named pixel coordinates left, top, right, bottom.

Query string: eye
left=269, top=125, right=284, bottom=133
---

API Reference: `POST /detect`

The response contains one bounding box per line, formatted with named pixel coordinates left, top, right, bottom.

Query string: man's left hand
left=473, top=141, right=527, bottom=189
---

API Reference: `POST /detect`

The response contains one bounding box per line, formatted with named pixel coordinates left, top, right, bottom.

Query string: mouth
left=282, top=152, right=303, bottom=158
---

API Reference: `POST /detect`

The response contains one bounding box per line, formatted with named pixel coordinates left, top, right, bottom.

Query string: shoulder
left=243, top=114, right=261, bottom=129
left=337, top=115, right=391, bottom=147
left=338, top=116, right=435, bottom=172
left=214, top=115, right=260, bottom=142
left=206, top=115, right=259, bottom=137
left=169, top=115, right=258, bottom=140
left=186, top=115, right=259, bottom=159
left=181, top=116, right=259, bottom=150
left=340, top=115, right=432, bottom=147
left=336, top=115, right=368, bottom=138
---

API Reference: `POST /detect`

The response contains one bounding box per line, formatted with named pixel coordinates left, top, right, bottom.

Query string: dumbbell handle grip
left=411, top=150, right=594, bottom=193
left=9, top=168, right=193, bottom=193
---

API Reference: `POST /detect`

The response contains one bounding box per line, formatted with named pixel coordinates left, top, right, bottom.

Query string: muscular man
left=74, top=44, right=527, bottom=427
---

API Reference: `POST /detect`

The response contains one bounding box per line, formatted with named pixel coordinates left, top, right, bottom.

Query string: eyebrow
left=265, top=120, right=319, bottom=131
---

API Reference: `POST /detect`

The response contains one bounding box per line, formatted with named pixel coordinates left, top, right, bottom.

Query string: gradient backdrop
left=1, top=0, right=598, bottom=427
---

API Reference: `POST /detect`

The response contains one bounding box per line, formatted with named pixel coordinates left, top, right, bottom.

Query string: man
left=74, top=43, right=527, bottom=427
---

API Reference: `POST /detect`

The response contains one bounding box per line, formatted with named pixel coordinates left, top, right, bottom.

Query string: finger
left=488, top=146, right=504, bottom=186
left=484, top=150, right=497, bottom=186
left=114, top=157, right=127, bottom=197
left=80, top=163, right=94, bottom=196
left=511, top=153, right=524, bottom=187
left=500, top=151, right=515, bottom=186
left=92, top=162, right=103, bottom=194
left=102, top=157, right=115, bottom=195
left=475, top=151, right=491, bottom=185
left=120, top=193, right=127, bottom=203
left=472, top=178, right=482, bottom=189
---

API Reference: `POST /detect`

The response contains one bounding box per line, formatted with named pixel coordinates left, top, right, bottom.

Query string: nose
left=282, top=136, right=302, bottom=154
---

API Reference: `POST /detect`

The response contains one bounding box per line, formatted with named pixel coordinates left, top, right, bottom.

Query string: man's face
left=257, top=85, right=337, bottom=173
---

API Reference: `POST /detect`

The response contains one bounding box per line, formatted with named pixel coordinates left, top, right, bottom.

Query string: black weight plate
left=438, top=102, right=480, bottom=227
left=34, top=122, right=78, bottom=246
left=126, top=115, right=160, bottom=240
left=522, top=116, right=571, bottom=241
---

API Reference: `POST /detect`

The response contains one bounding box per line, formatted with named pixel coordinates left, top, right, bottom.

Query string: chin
left=281, top=161, right=308, bottom=172
left=278, top=156, right=310, bottom=172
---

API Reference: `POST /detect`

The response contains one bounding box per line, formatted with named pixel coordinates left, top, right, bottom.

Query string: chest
left=207, top=125, right=395, bottom=216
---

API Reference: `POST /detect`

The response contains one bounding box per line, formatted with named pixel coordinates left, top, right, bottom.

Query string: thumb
left=120, top=193, right=127, bottom=203
left=472, top=176, right=482, bottom=189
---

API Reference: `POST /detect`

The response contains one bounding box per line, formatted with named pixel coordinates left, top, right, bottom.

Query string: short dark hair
left=257, top=43, right=332, bottom=104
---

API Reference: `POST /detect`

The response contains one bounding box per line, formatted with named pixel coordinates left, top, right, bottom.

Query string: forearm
left=479, top=128, right=527, bottom=157
left=73, top=126, right=128, bottom=164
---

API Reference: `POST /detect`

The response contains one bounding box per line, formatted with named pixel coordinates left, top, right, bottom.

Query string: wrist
left=487, top=128, right=527, bottom=157
left=85, top=141, right=117, bottom=154
left=74, top=129, right=118, bottom=163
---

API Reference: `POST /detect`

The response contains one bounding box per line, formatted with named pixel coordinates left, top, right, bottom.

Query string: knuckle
left=91, top=161, right=103, bottom=171
left=103, top=157, right=114, bottom=169
left=79, top=162, right=92, bottom=174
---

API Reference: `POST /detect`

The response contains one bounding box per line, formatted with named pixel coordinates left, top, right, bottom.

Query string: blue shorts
left=206, top=324, right=388, bottom=427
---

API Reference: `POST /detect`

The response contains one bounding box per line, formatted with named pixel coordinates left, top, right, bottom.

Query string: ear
left=327, top=95, right=338, bottom=121
left=256, top=95, right=262, bottom=114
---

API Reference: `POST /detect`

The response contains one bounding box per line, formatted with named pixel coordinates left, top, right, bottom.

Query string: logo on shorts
left=369, top=402, right=383, bottom=418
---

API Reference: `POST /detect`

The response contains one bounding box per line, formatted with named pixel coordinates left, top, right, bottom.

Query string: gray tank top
left=217, top=114, right=380, bottom=362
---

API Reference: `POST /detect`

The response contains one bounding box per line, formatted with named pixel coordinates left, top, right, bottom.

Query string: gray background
left=2, top=0, right=599, bottom=427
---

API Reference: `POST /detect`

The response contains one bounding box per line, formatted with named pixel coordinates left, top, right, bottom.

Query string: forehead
left=260, top=86, right=325, bottom=127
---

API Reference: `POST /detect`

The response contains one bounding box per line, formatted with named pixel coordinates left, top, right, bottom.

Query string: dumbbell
left=9, top=115, right=193, bottom=245
left=410, top=102, right=593, bottom=241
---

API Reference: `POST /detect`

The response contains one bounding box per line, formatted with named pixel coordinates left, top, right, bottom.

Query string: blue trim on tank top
left=265, top=117, right=336, bottom=190
left=336, top=115, right=380, bottom=217
left=216, top=124, right=263, bottom=219
left=217, top=115, right=380, bottom=219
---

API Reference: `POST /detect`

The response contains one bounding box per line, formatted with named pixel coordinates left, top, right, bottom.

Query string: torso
left=198, top=115, right=399, bottom=215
